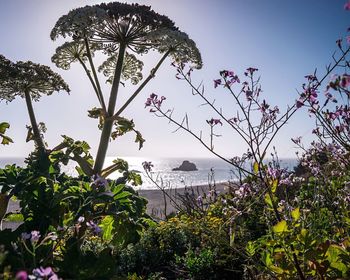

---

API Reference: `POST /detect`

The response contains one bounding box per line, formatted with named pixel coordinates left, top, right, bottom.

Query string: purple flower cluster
left=86, top=220, right=102, bottom=235
left=327, top=74, right=350, bottom=91
left=142, top=161, right=154, bottom=172
left=345, top=0, right=350, bottom=10
left=318, top=74, right=350, bottom=142
left=145, top=93, right=166, bottom=112
left=241, top=80, right=262, bottom=102
left=295, top=74, right=320, bottom=110
left=32, top=267, right=59, bottom=280
left=244, top=67, right=258, bottom=76
left=260, top=100, right=280, bottom=121
left=266, top=166, right=293, bottom=186
left=296, top=87, right=319, bottom=110
left=21, top=230, right=41, bottom=243
left=299, top=141, right=347, bottom=177
left=214, top=70, right=240, bottom=88
left=16, top=266, right=59, bottom=280
left=234, top=183, right=252, bottom=199
left=206, top=118, right=223, bottom=126
left=92, top=174, right=108, bottom=189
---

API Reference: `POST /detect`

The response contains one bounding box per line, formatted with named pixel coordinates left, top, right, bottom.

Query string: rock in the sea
left=172, top=160, right=198, bottom=171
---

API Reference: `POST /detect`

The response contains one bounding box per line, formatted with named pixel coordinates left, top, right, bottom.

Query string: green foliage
left=177, top=248, right=215, bottom=279
left=112, top=117, right=145, bottom=150
left=0, top=147, right=151, bottom=278
left=0, top=122, right=13, bottom=145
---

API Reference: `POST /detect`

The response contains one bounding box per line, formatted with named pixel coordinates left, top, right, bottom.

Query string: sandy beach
left=139, top=182, right=230, bottom=219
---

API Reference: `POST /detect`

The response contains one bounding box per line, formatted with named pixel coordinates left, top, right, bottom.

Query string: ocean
left=0, top=157, right=298, bottom=190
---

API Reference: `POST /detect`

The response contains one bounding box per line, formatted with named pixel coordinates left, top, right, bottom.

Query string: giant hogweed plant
left=0, top=54, right=70, bottom=161
left=0, top=2, right=202, bottom=278
left=50, top=2, right=202, bottom=176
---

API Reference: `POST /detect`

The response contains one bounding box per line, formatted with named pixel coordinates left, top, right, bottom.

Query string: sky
left=0, top=0, right=349, bottom=160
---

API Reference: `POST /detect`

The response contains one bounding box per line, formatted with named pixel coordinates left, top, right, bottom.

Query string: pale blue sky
left=0, top=0, right=349, bottom=159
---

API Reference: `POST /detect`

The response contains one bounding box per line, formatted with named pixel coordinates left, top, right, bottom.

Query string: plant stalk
left=24, top=90, right=46, bottom=155
left=94, top=43, right=127, bottom=174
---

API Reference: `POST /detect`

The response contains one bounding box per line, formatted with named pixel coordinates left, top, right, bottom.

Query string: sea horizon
left=0, top=156, right=299, bottom=190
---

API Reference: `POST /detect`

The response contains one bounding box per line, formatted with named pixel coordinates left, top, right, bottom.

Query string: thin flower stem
left=112, top=50, right=171, bottom=119
left=144, top=169, right=182, bottom=212
left=156, top=107, right=255, bottom=177
left=77, top=57, right=102, bottom=109
left=180, top=69, right=251, bottom=146
left=84, top=38, right=107, bottom=114
left=261, top=47, right=350, bottom=160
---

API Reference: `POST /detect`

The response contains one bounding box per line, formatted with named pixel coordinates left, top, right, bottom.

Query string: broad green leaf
left=111, top=183, right=124, bottom=194
left=291, top=207, right=300, bottom=221
left=100, top=215, right=115, bottom=242
left=114, top=191, right=131, bottom=201
left=271, top=179, right=278, bottom=193
left=4, top=213, right=24, bottom=222
left=273, top=220, right=288, bottom=234
left=128, top=172, right=142, bottom=186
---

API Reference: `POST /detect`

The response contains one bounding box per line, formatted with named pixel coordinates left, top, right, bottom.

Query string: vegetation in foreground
left=1, top=1, right=350, bottom=279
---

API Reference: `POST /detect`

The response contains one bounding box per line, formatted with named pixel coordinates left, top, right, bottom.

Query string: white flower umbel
left=98, top=52, right=144, bottom=84
left=52, top=40, right=101, bottom=70
left=147, top=28, right=202, bottom=69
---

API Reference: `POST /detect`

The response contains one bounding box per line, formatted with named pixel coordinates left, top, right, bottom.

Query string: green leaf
left=264, top=194, right=273, bottom=208
left=111, top=183, right=124, bottom=194
left=246, top=241, right=256, bottom=256
left=253, top=162, right=259, bottom=174
left=291, top=207, right=300, bottom=221
left=269, top=265, right=285, bottom=274
left=114, top=191, right=131, bottom=201
left=0, top=122, right=10, bottom=134
left=0, top=122, right=13, bottom=145
left=230, top=230, right=235, bottom=247
left=4, top=213, right=24, bottom=222
left=112, top=158, right=129, bottom=172
left=1, top=135, right=13, bottom=145
left=273, top=220, right=288, bottom=234
left=128, top=171, right=142, bottom=186
left=99, top=215, right=115, bottom=242
left=134, top=130, right=145, bottom=150
left=263, top=251, right=273, bottom=266
left=111, top=117, right=135, bottom=139
left=271, top=179, right=278, bottom=193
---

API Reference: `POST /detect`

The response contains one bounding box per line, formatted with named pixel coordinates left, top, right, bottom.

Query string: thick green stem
left=24, top=90, right=46, bottom=154
left=94, top=43, right=127, bottom=174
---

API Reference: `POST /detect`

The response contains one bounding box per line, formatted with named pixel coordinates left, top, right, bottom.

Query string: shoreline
left=2, top=182, right=232, bottom=229
left=138, top=181, right=231, bottom=219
